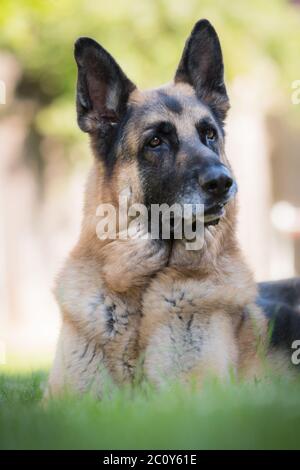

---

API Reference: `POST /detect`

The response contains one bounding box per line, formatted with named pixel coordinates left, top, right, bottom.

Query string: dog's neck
left=167, top=199, right=239, bottom=274
left=81, top=162, right=241, bottom=280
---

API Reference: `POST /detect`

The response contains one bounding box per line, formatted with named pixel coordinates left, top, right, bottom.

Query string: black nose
left=200, top=166, right=233, bottom=198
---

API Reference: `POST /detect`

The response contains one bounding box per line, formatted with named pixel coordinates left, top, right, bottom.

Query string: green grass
left=1, top=371, right=300, bottom=449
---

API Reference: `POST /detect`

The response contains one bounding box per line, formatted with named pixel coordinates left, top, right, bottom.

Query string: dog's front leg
left=139, top=271, right=240, bottom=387
left=140, top=258, right=268, bottom=387
left=48, top=258, right=140, bottom=397
left=48, top=238, right=169, bottom=397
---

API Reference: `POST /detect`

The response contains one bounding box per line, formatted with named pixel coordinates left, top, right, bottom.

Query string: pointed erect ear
left=175, top=19, right=229, bottom=122
left=74, top=37, right=136, bottom=133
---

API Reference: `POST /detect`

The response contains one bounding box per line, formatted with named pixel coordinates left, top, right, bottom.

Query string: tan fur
left=48, top=81, right=271, bottom=397
left=48, top=150, right=169, bottom=397
left=139, top=184, right=269, bottom=386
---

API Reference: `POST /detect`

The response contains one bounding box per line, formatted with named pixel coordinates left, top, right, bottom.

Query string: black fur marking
left=258, top=278, right=300, bottom=311
left=105, top=305, right=116, bottom=335
left=104, top=303, right=129, bottom=337
left=122, top=340, right=135, bottom=378
left=258, top=279, right=300, bottom=362
left=137, top=128, right=179, bottom=208
left=165, top=297, right=176, bottom=307
left=143, top=120, right=177, bottom=138
left=80, top=343, right=89, bottom=360
left=186, top=314, right=194, bottom=331
left=258, top=298, right=300, bottom=351
left=81, top=344, right=99, bottom=373
left=157, top=91, right=183, bottom=114
left=179, top=291, right=185, bottom=301
left=87, top=344, right=97, bottom=366
left=92, top=105, right=134, bottom=174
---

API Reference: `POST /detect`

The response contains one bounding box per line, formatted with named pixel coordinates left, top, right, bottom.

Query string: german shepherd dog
left=48, top=20, right=300, bottom=396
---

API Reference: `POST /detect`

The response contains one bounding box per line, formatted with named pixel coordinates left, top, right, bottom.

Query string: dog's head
left=75, top=19, right=237, bottom=231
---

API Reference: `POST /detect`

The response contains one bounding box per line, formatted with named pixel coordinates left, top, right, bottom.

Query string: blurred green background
left=1, top=0, right=300, bottom=451
left=1, top=0, right=300, bottom=152
left=0, top=0, right=300, bottom=366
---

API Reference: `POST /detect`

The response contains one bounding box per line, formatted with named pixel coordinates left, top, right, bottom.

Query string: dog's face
left=75, top=19, right=237, bottom=228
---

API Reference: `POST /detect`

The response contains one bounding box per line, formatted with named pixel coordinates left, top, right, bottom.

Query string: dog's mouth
left=188, top=202, right=226, bottom=231
left=203, top=203, right=226, bottom=227
left=164, top=203, right=227, bottom=234
left=201, top=183, right=238, bottom=227
left=148, top=200, right=229, bottom=239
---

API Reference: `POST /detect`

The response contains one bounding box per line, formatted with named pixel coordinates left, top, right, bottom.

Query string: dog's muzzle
left=203, top=180, right=237, bottom=226
left=195, top=164, right=236, bottom=226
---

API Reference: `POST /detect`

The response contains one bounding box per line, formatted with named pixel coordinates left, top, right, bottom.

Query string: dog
left=48, top=19, right=300, bottom=397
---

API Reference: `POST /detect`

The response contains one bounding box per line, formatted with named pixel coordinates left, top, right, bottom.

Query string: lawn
left=1, top=370, right=300, bottom=450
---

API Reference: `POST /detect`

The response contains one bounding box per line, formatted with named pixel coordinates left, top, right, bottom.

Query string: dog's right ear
left=74, top=38, right=136, bottom=134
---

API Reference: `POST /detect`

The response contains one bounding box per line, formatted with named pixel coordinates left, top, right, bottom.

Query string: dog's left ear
left=175, top=19, right=229, bottom=122
left=74, top=37, right=136, bottom=134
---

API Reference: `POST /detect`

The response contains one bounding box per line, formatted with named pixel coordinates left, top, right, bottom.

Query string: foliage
left=1, top=371, right=300, bottom=449
left=0, top=0, right=299, bottom=145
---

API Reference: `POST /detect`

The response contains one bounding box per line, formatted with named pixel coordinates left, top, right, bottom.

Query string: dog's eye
left=205, top=127, right=217, bottom=142
left=148, top=136, right=162, bottom=148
